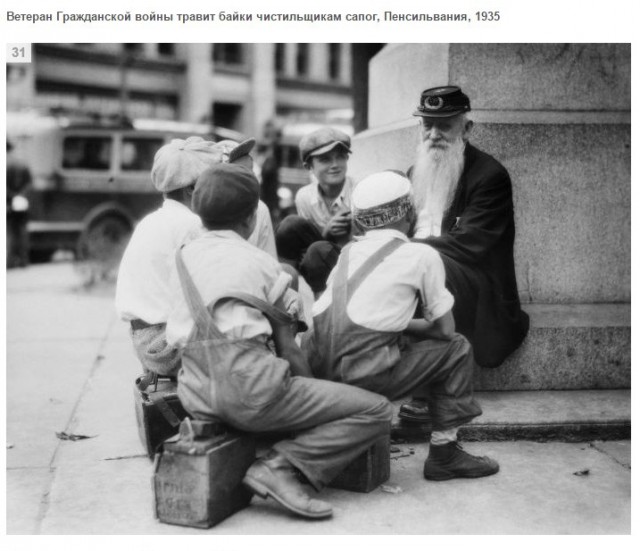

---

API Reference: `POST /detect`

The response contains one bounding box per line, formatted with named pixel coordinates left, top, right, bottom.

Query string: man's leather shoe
left=424, top=441, right=499, bottom=481
left=243, top=452, right=333, bottom=520
left=398, top=398, right=431, bottom=423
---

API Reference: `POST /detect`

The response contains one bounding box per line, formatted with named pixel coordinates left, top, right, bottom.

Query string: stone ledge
left=474, top=304, right=630, bottom=391
left=392, top=389, right=631, bottom=443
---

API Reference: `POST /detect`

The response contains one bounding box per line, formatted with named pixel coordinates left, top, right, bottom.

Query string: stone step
left=474, top=304, right=630, bottom=391
left=392, top=389, right=631, bottom=443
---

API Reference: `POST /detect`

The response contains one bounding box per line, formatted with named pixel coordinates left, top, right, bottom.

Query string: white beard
left=410, top=137, right=465, bottom=238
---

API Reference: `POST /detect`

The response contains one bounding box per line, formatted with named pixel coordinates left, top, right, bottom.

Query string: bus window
left=121, top=138, right=164, bottom=171
left=63, top=137, right=112, bottom=170
left=277, top=144, right=304, bottom=169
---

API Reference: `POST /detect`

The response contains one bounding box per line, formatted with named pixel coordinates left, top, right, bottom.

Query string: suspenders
left=331, top=238, right=406, bottom=320
left=175, top=246, right=294, bottom=338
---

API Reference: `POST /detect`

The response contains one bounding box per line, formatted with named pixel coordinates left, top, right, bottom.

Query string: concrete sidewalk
left=5, top=263, right=632, bottom=535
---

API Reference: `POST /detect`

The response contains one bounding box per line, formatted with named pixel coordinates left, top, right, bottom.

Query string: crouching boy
left=166, top=163, right=392, bottom=519
left=302, top=171, right=499, bottom=481
left=116, top=136, right=276, bottom=377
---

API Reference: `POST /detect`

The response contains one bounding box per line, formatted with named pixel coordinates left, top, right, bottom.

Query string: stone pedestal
left=351, top=44, right=631, bottom=389
left=352, top=43, right=630, bottom=305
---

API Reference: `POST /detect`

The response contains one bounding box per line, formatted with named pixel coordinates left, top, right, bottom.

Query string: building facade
left=6, top=43, right=354, bottom=138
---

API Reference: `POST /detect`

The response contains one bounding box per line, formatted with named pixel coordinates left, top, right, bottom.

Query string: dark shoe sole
left=424, top=464, right=500, bottom=481
left=242, top=475, right=333, bottom=520
left=398, top=404, right=431, bottom=424
left=397, top=411, right=432, bottom=423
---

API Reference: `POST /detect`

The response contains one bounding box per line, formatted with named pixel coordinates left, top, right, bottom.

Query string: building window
left=7, top=65, right=27, bottom=82
left=62, top=137, right=112, bottom=170
left=275, top=44, right=286, bottom=74
left=296, top=44, right=309, bottom=77
left=157, top=44, right=175, bottom=57
left=213, top=102, right=243, bottom=131
left=212, top=44, right=244, bottom=66
left=328, top=44, right=341, bottom=80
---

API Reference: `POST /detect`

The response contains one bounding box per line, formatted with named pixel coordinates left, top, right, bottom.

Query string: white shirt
left=294, top=176, right=354, bottom=231
left=166, top=230, right=296, bottom=348
left=116, top=199, right=202, bottom=324
left=313, top=229, right=454, bottom=332
left=115, top=198, right=277, bottom=323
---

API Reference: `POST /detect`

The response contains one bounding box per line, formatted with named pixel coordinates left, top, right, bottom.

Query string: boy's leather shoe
left=398, top=398, right=431, bottom=423
left=243, top=452, right=333, bottom=520
left=424, top=441, right=499, bottom=481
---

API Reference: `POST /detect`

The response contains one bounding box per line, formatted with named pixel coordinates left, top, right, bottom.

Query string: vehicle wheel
left=76, top=215, right=132, bottom=283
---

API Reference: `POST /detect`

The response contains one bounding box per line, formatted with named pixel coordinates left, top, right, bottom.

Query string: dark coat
left=411, top=143, right=529, bottom=367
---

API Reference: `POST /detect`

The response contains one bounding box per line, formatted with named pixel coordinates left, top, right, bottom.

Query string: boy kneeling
left=166, top=163, right=392, bottom=519
left=303, top=171, right=499, bottom=480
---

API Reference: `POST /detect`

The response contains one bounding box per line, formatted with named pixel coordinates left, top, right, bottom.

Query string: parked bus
left=7, top=110, right=245, bottom=265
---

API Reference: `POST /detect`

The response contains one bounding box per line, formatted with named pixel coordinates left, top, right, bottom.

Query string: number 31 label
left=7, top=43, right=32, bottom=63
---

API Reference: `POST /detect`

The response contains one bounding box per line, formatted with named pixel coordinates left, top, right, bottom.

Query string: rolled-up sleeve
left=266, top=270, right=292, bottom=304
left=249, top=201, right=277, bottom=259
left=265, top=269, right=307, bottom=327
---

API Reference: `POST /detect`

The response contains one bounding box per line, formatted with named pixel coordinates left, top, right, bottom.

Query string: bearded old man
left=400, top=86, right=529, bottom=423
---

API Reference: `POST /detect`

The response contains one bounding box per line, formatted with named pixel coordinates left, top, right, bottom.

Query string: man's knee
left=441, top=334, right=476, bottom=384
left=379, top=398, right=394, bottom=423
left=275, top=215, right=321, bottom=263
left=299, top=241, right=340, bottom=294
left=451, top=333, right=472, bottom=353
left=363, top=394, right=394, bottom=424
left=445, top=333, right=474, bottom=363
left=276, top=215, right=308, bottom=236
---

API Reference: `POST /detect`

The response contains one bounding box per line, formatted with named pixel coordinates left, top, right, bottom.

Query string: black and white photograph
left=4, top=37, right=633, bottom=538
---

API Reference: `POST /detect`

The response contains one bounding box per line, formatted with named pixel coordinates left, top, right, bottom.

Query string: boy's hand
left=323, top=211, right=352, bottom=239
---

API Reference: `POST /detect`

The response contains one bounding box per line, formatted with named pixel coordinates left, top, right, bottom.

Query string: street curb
left=392, top=421, right=631, bottom=443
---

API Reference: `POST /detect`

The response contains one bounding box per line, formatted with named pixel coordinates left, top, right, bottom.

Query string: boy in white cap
left=116, top=136, right=276, bottom=376
left=166, top=163, right=392, bottom=520
left=303, top=170, right=499, bottom=481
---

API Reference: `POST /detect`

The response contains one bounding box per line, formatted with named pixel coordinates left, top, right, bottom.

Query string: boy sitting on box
left=165, top=163, right=392, bottom=520
left=302, top=170, right=499, bottom=481
left=116, top=136, right=277, bottom=378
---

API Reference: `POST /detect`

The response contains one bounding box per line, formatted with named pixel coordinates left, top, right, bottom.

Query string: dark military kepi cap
left=413, top=86, right=471, bottom=118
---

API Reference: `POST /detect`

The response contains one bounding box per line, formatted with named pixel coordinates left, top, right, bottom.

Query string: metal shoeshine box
left=153, top=419, right=256, bottom=528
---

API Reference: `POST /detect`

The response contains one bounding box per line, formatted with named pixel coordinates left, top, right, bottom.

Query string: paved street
left=5, top=262, right=633, bottom=536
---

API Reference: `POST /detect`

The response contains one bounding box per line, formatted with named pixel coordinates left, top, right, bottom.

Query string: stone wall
left=350, top=44, right=631, bottom=304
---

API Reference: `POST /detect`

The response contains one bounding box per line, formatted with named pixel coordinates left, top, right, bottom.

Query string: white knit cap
left=352, top=171, right=414, bottom=229
left=151, top=136, right=226, bottom=193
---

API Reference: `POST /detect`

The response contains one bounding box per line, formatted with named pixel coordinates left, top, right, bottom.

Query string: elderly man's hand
left=322, top=210, right=352, bottom=239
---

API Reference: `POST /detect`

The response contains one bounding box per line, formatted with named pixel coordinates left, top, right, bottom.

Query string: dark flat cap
left=192, top=164, right=259, bottom=226
left=413, top=86, right=471, bottom=118
left=299, top=127, right=352, bottom=163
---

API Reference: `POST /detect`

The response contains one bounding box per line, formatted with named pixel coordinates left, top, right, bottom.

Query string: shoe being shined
left=243, top=453, right=333, bottom=520
left=398, top=398, right=431, bottom=423
left=424, top=441, right=499, bottom=481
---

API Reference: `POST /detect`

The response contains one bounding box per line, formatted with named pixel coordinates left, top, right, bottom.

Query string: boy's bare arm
left=270, top=321, right=314, bottom=378
left=405, top=310, right=456, bottom=341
